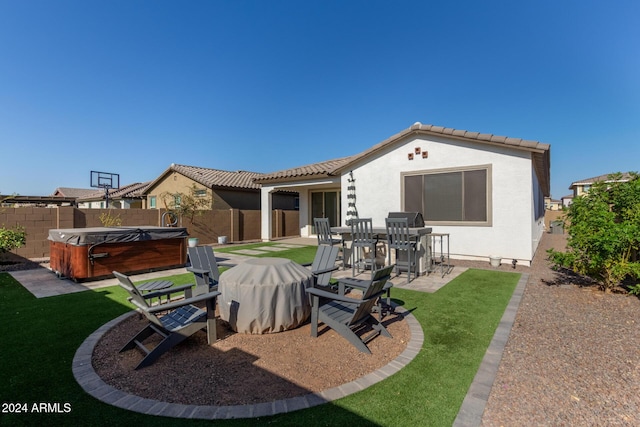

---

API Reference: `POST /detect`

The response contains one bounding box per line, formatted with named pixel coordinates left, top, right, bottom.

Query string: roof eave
left=254, top=172, right=335, bottom=185
left=332, top=125, right=550, bottom=176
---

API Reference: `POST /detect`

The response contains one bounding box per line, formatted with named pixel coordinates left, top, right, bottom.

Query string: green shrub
left=548, top=172, right=640, bottom=292
left=0, top=225, right=26, bottom=253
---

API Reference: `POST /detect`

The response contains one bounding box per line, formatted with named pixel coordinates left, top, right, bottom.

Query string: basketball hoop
left=90, top=171, right=120, bottom=208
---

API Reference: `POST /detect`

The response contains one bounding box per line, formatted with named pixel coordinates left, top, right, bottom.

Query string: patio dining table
left=331, top=225, right=433, bottom=275
left=218, top=257, right=313, bottom=334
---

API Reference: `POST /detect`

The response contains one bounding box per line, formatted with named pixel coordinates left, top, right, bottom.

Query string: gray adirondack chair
left=309, top=244, right=340, bottom=291
left=305, top=265, right=394, bottom=354
left=114, top=271, right=221, bottom=370
left=187, top=246, right=220, bottom=296
left=336, top=266, right=395, bottom=319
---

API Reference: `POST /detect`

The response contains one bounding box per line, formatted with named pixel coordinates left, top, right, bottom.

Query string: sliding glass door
left=311, top=190, right=341, bottom=229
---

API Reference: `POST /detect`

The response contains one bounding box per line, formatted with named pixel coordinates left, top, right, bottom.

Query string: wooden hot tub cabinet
left=48, top=227, right=189, bottom=281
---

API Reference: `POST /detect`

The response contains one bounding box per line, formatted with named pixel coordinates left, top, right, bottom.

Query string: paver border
left=453, top=273, right=529, bottom=426
left=73, top=304, right=424, bottom=420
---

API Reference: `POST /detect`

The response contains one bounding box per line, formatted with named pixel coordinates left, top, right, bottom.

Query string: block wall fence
left=0, top=207, right=299, bottom=259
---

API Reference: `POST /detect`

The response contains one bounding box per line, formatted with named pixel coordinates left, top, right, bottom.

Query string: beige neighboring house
left=143, top=163, right=298, bottom=211
left=544, top=197, right=563, bottom=211
left=76, top=182, right=150, bottom=209
left=569, top=172, right=635, bottom=198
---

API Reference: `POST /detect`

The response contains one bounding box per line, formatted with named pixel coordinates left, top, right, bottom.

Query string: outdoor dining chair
left=350, top=218, right=383, bottom=278
left=314, top=217, right=345, bottom=269
left=385, top=217, right=420, bottom=284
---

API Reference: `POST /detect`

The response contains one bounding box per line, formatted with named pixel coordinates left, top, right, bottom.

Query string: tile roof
left=77, top=182, right=151, bottom=201
left=255, top=122, right=551, bottom=194
left=569, top=172, right=635, bottom=189
left=253, top=156, right=353, bottom=183
left=163, top=164, right=264, bottom=190
left=51, top=187, right=99, bottom=198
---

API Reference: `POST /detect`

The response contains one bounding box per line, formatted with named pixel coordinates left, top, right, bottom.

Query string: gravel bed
left=480, top=233, right=640, bottom=426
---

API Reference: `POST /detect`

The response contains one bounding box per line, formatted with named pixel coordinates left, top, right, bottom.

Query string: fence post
left=230, top=209, right=240, bottom=243
left=56, top=206, right=75, bottom=229
left=273, top=209, right=283, bottom=239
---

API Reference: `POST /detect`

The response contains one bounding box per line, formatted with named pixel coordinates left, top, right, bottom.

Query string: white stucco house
left=255, top=122, right=551, bottom=266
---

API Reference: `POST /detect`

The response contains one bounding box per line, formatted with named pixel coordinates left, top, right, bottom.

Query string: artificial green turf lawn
left=0, top=268, right=519, bottom=427
left=215, top=242, right=318, bottom=265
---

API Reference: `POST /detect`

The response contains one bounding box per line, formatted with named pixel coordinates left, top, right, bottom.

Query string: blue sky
left=1, top=0, right=638, bottom=199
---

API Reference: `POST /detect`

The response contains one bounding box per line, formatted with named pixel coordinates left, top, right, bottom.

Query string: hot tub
left=48, top=226, right=189, bottom=281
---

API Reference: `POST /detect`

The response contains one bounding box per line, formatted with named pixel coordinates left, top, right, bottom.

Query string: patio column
left=260, top=186, right=274, bottom=241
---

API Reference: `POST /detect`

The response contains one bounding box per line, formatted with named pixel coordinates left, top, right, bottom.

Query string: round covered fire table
left=218, top=258, right=313, bottom=334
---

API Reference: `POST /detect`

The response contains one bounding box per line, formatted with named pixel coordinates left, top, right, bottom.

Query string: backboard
left=90, top=171, right=120, bottom=190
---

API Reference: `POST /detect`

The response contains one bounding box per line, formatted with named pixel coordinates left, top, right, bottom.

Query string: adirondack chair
left=114, top=271, right=221, bottom=370
left=308, top=244, right=340, bottom=292
left=305, top=265, right=394, bottom=354
left=187, top=246, right=220, bottom=296
left=337, top=265, right=395, bottom=318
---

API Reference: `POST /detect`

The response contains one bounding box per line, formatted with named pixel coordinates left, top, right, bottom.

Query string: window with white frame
left=402, top=165, right=491, bottom=225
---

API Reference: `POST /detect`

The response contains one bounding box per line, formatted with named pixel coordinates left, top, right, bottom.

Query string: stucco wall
left=146, top=172, right=215, bottom=209
left=342, top=134, right=539, bottom=264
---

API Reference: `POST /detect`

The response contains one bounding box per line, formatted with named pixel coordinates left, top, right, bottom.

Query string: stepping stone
left=273, top=244, right=305, bottom=248
left=232, top=249, right=268, bottom=255
left=258, top=246, right=288, bottom=252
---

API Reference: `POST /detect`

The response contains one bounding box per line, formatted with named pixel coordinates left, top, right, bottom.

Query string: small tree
left=160, top=184, right=212, bottom=225
left=548, top=172, right=640, bottom=292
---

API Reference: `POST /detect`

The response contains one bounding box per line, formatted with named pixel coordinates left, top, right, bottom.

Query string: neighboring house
left=76, top=182, right=150, bottom=209
left=561, top=194, right=573, bottom=208
left=51, top=187, right=97, bottom=199
left=544, top=197, right=563, bottom=211
left=255, top=122, right=551, bottom=266
left=143, top=163, right=298, bottom=211
left=568, top=172, right=634, bottom=197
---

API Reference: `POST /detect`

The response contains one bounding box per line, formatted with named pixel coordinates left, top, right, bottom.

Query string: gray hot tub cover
left=48, top=226, right=188, bottom=246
